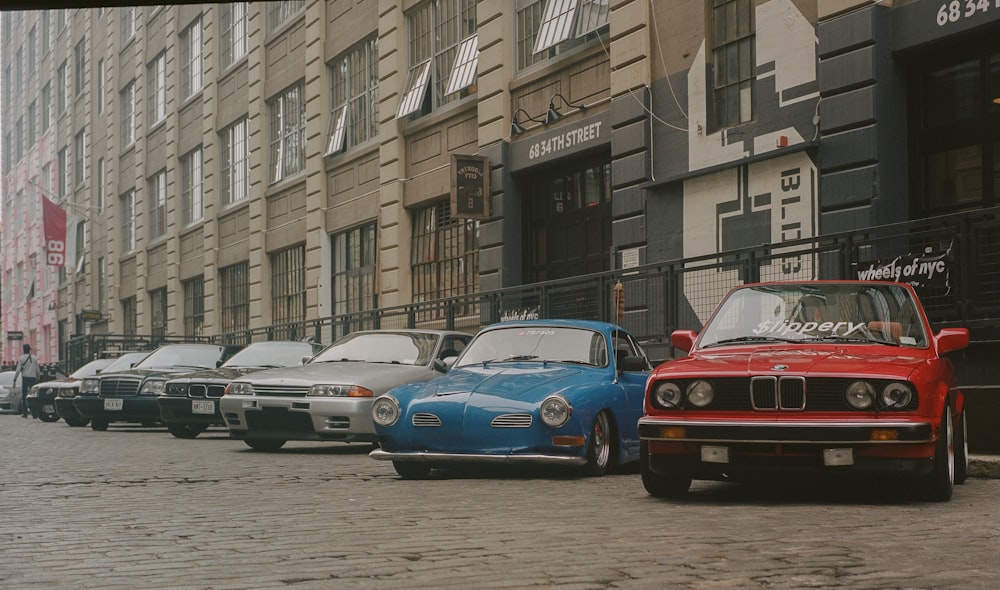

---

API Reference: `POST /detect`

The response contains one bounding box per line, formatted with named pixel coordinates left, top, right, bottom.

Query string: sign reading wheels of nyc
left=450, top=155, right=490, bottom=220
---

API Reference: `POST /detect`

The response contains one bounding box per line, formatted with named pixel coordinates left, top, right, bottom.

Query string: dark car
left=74, top=343, right=242, bottom=431
left=27, top=359, right=110, bottom=422
left=54, top=352, right=151, bottom=427
left=158, top=340, right=320, bottom=439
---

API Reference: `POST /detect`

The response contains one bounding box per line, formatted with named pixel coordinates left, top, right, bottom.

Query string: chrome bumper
left=370, top=448, right=587, bottom=466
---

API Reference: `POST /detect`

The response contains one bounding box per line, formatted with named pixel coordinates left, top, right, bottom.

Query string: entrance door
left=525, top=157, right=612, bottom=282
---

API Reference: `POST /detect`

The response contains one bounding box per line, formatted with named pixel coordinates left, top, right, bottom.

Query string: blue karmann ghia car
left=369, top=319, right=652, bottom=478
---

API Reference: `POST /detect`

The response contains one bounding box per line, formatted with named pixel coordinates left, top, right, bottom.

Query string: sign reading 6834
left=936, top=0, right=1000, bottom=26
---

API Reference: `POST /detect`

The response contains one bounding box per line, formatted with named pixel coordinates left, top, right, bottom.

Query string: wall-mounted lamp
left=546, top=93, right=587, bottom=125
left=511, top=108, right=545, bottom=137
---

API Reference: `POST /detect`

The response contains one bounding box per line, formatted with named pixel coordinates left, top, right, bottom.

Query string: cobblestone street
left=2, top=416, right=999, bottom=589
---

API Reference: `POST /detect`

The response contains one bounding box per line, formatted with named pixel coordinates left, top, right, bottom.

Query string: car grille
left=491, top=413, right=532, bottom=428
left=188, top=384, right=227, bottom=399
left=412, top=413, right=442, bottom=427
left=658, top=377, right=919, bottom=412
left=99, top=378, right=142, bottom=397
left=249, top=384, right=310, bottom=397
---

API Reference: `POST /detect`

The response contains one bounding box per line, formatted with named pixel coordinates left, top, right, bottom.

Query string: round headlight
left=166, top=383, right=188, bottom=396
left=371, top=396, right=400, bottom=427
left=880, top=382, right=913, bottom=409
left=845, top=381, right=875, bottom=410
left=653, top=382, right=683, bottom=408
left=540, top=395, right=572, bottom=428
left=686, top=380, right=715, bottom=408
left=140, top=380, right=166, bottom=396
left=225, top=382, right=254, bottom=396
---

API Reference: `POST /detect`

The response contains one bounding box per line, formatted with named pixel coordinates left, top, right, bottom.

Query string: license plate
left=104, top=398, right=124, bottom=411
left=191, top=400, right=215, bottom=415
left=42, top=405, right=55, bottom=413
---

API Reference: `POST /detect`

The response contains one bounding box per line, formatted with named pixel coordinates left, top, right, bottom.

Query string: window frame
left=180, top=17, right=203, bottom=100
left=270, top=244, right=307, bottom=329
left=331, top=221, right=377, bottom=317
left=148, top=169, right=167, bottom=240
left=268, top=81, right=306, bottom=184
left=327, top=36, right=379, bottom=156
left=147, top=52, right=167, bottom=127
left=181, top=146, right=204, bottom=226
left=220, top=117, right=249, bottom=206
left=710, top=0, right=755, bottom=130
left=219, top=261, right=250, bottom=334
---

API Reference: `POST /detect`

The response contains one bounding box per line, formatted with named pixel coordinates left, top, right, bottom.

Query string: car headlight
left=371, top=396, right=400, bottom=427
left=58, top=388, right=78, bottom=398
left=540, top=395, right=572, bottom=428
left=308, top=384, right=373, bottom=397
left=845, top=381, right=875, bottom=410
left=27, top=387, right=39, bottom=398
left=140, top=380, right=166, bottom=396
left=165, top=383, right=188, bottom=396
left=224, top=382, right=254, bottom=396
left=81, top=378, right=99, bottom=394
left=686, top=380, right=715, bottom=407
left=653, top=381, right=683, bottom=408
left=880, top=382, right=913, bottom=409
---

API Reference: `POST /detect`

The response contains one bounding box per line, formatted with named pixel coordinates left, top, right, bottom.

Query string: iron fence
left=65, top=207, right=1000, bottom=371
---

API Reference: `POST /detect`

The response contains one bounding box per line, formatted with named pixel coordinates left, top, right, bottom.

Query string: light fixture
left=510, top=108, right=545, bottom=137
left=545, top=93, right=586, bottom=125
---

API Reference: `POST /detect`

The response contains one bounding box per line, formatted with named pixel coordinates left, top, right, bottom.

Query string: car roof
left=484, top=319, right=623, bottom=333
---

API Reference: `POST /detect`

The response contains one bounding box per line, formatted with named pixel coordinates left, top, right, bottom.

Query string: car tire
left=244, top=438, right=286, bottom=452
left=918, top=405, right=954, bottom=502
left=167, top=423, right=208, bottom=439
left=91, top=419, right=110, bottom=432
left=955, top=407, right=968, bottom=485
left=392, top=461, right=431, bottom=480
left=63, top=416, right=89, bottom=427
left=582, top=410, right=615, bottom=477
left=640, top=441, right=692, bottom=498
left=39, top=413, right=59, bottom=423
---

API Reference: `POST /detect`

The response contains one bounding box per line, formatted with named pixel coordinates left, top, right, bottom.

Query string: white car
left=220, top=330, right=471, bottom=451
left=0, top=371, right=21, bottom=414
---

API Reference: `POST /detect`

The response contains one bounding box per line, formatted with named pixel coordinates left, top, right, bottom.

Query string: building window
left=97, top=257, right=106, bottom=312
left=396, top=0, right=477, bottom=119
left=75, top=220, right=86, bottom=273
left=96, top=157, right=105, bottom=212
left=181, top=146, right=203, bottom=225
left=27, top=27, right=35, bottom=74
left=150, top=288, right=167, bottom=339
left=120, top=80, right=136, bottom=147
left=331, top=222, right=377, bottom=317
left=147, top=52, right=167, bottom=127
left=27, top=102, right=35, bottom=149
left=74, top=129, right=85, bottom=186
left=183, top=276, right=205, bottom=337
left=220, top=3, right=247, bottom=70
left=15, top=47, right=22, bottom=93
left=268, top=82, right=306, bottom=183
left=41, top=12, right=50, bottom=53
left=411, top=200, right=479, bottom=304
left=120, top=190, right=136, bottom=252
left=15, top=118, right=23, bottom=162
left=219, top=262, right=249, bottom=334
left=57, top=147, right=67, bottom=197
left=327, top=36, right=378, bottom=156
left=267, top=1, right=305, bottom=32
left=220, top=117, right=248, bottom=205
left=148, top=170, right=167, bottom=240
left=516, top=0, right=609, bottom=71
left=122, top=296, right=137, bottom=336
left=57, top=61, right=67, bottom=114
left=270, top=245, right=306, bottom=330
left=711, top=0, right=755, bottom=129
left=41, top=83, right=50, bottom=130
left=914, top=47, right=1000, bottom=215
left=180, top=17, right=203, bottom=100
left=121, top=6, right=136, bottom=45
left=74, top=37, right=86, bottom=95
left=96, top=58, right=104, bottom=114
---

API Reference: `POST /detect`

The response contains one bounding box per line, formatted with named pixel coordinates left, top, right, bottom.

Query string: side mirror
left=936, top=327, right=970, bottom=355
left=671, top=330, right=698, bottom=354
left=618, top=355, right=647, bottom=373
left=432, top=358, right=449, bottom=373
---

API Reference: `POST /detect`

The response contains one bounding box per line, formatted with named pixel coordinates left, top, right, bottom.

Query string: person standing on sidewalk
left=13, top=344, right=40, bottom=418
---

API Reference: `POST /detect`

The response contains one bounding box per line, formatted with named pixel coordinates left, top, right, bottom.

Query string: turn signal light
left=552, top=435, right=585, bottom=447
left=659, top=427, right=686, bottom=439
left=348, top=386, right=375, bottom=398
left=870, top=429, right=900, bottom=441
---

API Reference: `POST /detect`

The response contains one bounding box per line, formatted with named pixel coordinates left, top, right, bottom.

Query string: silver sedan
left=220, top=329, right=471, bottom=451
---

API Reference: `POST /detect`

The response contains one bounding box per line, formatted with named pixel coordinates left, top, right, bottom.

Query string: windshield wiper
left=805, top=335, right=900, bottom=346
left=550, top=359, right=595, bottom=366
left=483, top=355, right=539, bottom=364
left=702, top=336, right=802, bottom=348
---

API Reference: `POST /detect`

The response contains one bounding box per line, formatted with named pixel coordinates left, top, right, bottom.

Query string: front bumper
left=55, top=397, right=84, bottom=421
left=26, top=395, right=58, bottom=417
left=157, top=397, right=224, bottom=425
left=73, top=395, right=162, bottom=422
left=220, top=395, right=377, bottom=443
left=638, top=416, right=933, bottom=444
left=370, top=448, right=587, bottom=466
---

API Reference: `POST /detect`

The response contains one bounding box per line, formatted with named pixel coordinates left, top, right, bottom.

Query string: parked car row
left=10, top=281, right=971, bottom=502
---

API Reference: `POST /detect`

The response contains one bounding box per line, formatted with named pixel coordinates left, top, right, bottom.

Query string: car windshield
left=69, top=358, right=114, bottom=379
left=698, top=283, right=930, bottom=349
left=0, top=372, right=14, bottom=386
left=311, top=332, right=440, bottom=366
left=134, top=345, right=225, bottom=370
left=223, top=342, right=314, bottom=368
left=101, top=352, right=151, bottom=374
left=456, top=326, right=609, bottom=368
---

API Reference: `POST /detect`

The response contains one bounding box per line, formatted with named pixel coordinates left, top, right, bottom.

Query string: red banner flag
left=41, top=195, right=68, bottom=267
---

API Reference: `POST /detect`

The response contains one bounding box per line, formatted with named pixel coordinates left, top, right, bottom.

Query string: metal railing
left=65, top=207, right=1000, bottom=371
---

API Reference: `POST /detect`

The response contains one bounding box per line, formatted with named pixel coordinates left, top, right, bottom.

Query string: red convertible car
left=638, top=280, right=970, bottom=501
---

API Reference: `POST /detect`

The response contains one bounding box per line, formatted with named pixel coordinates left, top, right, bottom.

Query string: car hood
left=408, top=364, right=584, bottom=401
left=239, top=361, right=436, bottom=391
left=169, top=366, right=270, bottom=382
left=664, top=346, right=929, bottom=379
left=35, top=377, right=84, bottom=389
left=103, top=368, right=210, bottom=380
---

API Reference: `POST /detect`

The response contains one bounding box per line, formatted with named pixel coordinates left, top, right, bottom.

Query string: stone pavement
left=2, top=416, right=1000, bottom=589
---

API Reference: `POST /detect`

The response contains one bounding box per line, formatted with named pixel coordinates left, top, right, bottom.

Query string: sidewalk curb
left=969, top=455, right=1000, bottom=479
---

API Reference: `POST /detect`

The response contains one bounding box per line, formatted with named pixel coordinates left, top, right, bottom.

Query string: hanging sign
left=450, top=155, right=490, bottom=220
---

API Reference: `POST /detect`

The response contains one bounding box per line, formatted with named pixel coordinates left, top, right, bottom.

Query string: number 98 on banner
left=47, top=239, right=65, bottom=266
